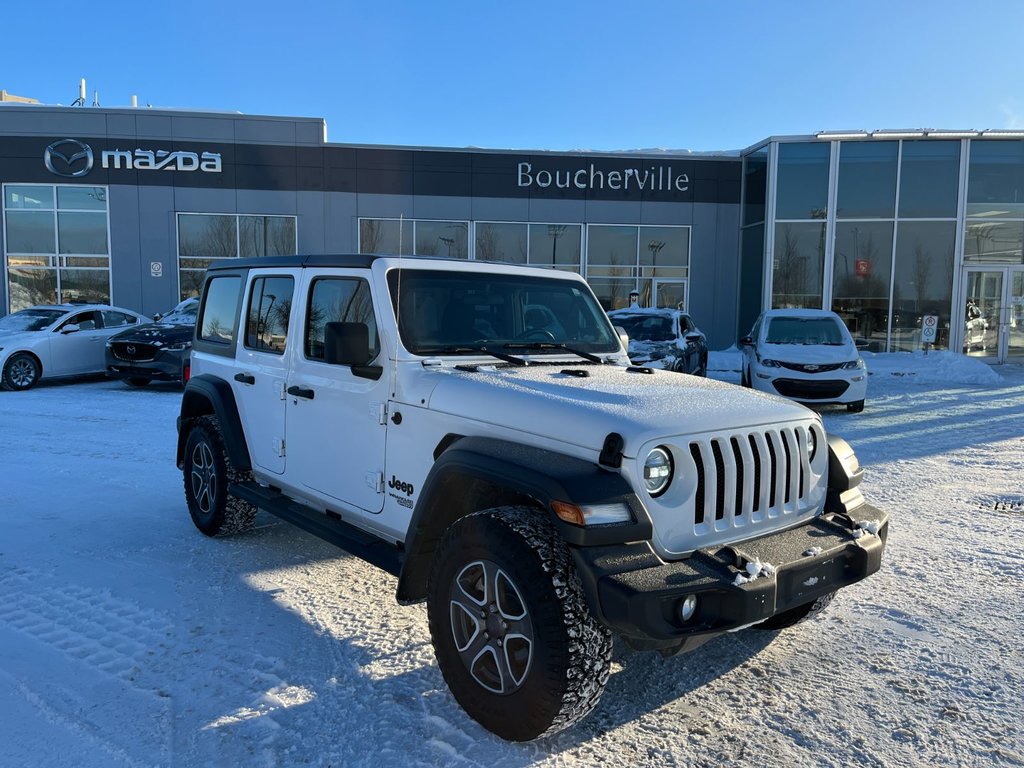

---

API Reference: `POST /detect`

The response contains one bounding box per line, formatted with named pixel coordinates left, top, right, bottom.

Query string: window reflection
left=832, top=222, right=893, bottom=351
left=899, top=141, right=960, bottom=218
left=837, top=141, right=897, bottom=219
left=772, top=222, right=825, bottom=308
left=891, top=221, right=955, bottom=351
left=967, top=140, right=1024, bottom=219
left=529, top=223, right=581, bottom=268
left=775, top=143, right=830, bottom=220
left=476, top=222, right=527, bottom=263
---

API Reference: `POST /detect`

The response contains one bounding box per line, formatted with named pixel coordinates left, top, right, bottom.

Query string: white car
left=739, top=309, right=867, bottom=413
left=0, top=304, right=150, bottom=391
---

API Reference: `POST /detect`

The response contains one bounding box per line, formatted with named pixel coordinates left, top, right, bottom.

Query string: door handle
left=287, top=385, right=315, bottom=400
left=234, top=373, right=255, bottom=385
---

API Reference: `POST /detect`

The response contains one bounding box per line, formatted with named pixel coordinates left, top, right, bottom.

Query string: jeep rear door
left=232, top=271, right=299, bottom=475
left=285, top=272, right=387, bottom=515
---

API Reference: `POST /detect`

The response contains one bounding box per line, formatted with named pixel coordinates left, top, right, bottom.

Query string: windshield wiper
left=502, top=342, right=607, bottom=364
left=418, top=345, right=528, bottom=366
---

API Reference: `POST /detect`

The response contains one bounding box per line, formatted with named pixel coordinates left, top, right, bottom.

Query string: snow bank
left=862, top=350, right=999, bottom=385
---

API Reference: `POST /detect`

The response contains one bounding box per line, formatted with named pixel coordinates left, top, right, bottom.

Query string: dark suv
left=106, top=298, right=198, bottom=386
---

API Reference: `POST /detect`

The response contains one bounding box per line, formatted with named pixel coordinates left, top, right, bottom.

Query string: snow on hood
left=423, top=363, right=813, bottom=457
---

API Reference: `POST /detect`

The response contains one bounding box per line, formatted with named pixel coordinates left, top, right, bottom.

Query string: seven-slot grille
left=110, top=342, right=158, bottom=362
left=687, top=426, right=813, bottom=537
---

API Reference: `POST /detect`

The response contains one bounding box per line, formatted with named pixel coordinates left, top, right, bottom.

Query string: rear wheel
left=427, top=506, right=612, bottom=741
left=2, top=353, right=40, bottom=391
left=182, top=415, right=257, bottom=536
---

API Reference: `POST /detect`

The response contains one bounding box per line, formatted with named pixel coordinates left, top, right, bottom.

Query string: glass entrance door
left=653, top=279, right=687, bottom=310
left=962, top=267, right=1024, bottom=363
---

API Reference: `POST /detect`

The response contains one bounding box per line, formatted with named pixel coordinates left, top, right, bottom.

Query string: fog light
left=679, top=594, right=698, bottom=622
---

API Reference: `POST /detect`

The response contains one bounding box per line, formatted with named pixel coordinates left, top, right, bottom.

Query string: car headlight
left=805, top=427, right=818, bottom=461
left=165, top=341, right=193, bottom=352
left=841, top=358, right=865, bottom=370
left=758, top=357, right=781, bottom=368
left=643, top=447, right=673, bottom=497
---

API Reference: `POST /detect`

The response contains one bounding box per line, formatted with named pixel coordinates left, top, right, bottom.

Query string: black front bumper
left=105, top=351, right=188, bottom=382
left=571, top=503, right=888, bottom=644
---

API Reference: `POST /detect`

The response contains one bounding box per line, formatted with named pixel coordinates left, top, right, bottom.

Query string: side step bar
left=229, top=481, right=403, bottom=577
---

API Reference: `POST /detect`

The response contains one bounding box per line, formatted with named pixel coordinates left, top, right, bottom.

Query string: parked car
left=607, top=307, right=708, bottom=376
left=0, top=304, right=150, bottom=391
left=105, top=298, right=199, bottom=387
left=739, top=309, right=867, bottom=413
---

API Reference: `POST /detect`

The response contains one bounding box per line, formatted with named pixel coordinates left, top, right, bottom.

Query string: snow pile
left=862, top=350, right=999, bottom=384
left=732, top=559, right=776, bottom=586
left=708, top=346, right=742, bottom=372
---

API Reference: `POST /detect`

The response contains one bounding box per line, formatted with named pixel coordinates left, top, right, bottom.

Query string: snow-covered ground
left=2, top=356, right=1023, bottom=767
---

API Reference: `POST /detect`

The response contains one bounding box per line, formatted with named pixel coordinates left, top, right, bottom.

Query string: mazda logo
left=126, top=345, right=136, bottom=356
left=44, top=139, right=94, bottom=178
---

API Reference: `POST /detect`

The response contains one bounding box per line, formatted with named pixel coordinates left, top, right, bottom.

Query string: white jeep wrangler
left=176, top=255, right=888, bottom=741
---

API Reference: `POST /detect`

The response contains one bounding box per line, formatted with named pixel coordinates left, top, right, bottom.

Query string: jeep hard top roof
left=204, top=254, right=494, bottom=271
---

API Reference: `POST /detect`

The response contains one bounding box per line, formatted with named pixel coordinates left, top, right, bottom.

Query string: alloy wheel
left=190, top=442, right=217, bottom=515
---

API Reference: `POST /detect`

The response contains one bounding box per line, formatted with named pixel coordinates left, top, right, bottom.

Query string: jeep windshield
left=388, top=269, right=621, bottom=357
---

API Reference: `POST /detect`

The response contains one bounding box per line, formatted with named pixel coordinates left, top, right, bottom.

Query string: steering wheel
left=515, top=329, right=557, bottom=341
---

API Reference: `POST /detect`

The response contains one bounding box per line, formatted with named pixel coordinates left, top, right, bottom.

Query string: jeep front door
left=286, top=274, right=387, bottom=515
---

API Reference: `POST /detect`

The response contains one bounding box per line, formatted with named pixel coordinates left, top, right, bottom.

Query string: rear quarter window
left=199, top=276, right=243, bottom=345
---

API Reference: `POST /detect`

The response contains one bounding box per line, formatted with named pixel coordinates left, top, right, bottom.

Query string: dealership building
left=1, top=104, right=1022, bottom=361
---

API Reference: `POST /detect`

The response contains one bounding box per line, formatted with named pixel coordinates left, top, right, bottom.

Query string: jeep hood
left=423, top=364, right=814, bottom=457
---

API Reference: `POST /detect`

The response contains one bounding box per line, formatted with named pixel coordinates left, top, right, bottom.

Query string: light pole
left=547, top=224, right=567, bottom=267
left=438, top=236, right=455, bottom=257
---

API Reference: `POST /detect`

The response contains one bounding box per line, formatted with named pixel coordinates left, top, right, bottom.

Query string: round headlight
left=643, top=447, right=673, bottom=497
left=806, top=427, right=818, bottom=461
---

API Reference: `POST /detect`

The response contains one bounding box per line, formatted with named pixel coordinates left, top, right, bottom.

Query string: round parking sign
left=922, top=314, right=938, bottom=343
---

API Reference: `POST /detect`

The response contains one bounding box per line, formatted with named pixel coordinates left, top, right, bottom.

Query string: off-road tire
left=182, top=415, right=257, bottom=537
left=847, top=399, right=865, bottom=413
left=427, top=506, right=612, bottom=741
left=751, top=591, right=836, bottom=631
left=2, top=352, right=41, bottom=391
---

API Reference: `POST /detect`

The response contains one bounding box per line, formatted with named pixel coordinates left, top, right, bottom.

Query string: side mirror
left=738, top=336, right=753, bottom=347
left=153, top=313, right=163, bottom=322
left=685, top=333, right=703, bottom=343
left=60, top=323, right=81, bottom=335
left=613, top=325, right=630, bottom=351
left=324, top=321, right=382, bottom=380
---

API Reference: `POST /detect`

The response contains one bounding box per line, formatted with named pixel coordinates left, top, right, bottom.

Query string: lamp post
left=438, top=236, right=455, bottom=257
left=547, top=224, right=567, bottom=267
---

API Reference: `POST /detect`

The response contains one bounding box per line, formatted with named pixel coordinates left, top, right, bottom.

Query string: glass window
left=5, top=185, right=54, bottom=209
left=245, top=276, right=294, bottom=354
left=59, top=270, right=110, bottom=304
left=742, top=147, right=768, bottom=226
left=772, top=222, right=826, bottom=308
left=179, top=214, right=237, bottom=257
left=476, top=222, right=527, bottom=263
left=101, top=310, right=137, bottom=328
left=765, top=316, right=847, bottom=344
left=305, top=278, right=379, bottom=362
left=5, top=211, right=55, bottom=253
left=587, top=225, right=637, bottom=268
left=58, top=212, right=108, bottom=254
left=891, top=221, right=956, bottom=351
left=529, top=224, right=582, bottom=268
left=57, top=186, right=107, bottom=211
left=7, top=268, right=58, bottom=311
left=832, top=222, right=894, bottom=350
left=265, top=216, right=296, bottom=256
left=414, top=220, right=468, bottom=258
left=737, top=223, right=765, bottom=334
left=359, top=218, right=412, bottom=255
left=899, top=141, right=960, bottom=218
left=239, top=216, right=297, bottom=258
left=964, top=220, right=1024, bottom=264
left=588, top=277, right=638, bottom=311
left=836, top=141, right=898, bottom=219
left=967, top=140, right=1024, bottom=219
left=640, top=226, right=689, bottom=268
left=199, top=276, right=242, bottom=345
left=775, top=142, right=830, bottom=220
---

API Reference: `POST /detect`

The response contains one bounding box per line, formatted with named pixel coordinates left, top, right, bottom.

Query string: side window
left=244, top=276, right=294, bottom=355
left=305, top=278, right=379, bottom=362
left=199, top=276, right=242, bottom=344
left=63, top=311, right=99, bottom=331
left=101, top=310, right=135, bottom=328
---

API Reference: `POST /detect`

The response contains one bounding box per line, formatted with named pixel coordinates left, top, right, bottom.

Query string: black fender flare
left=825, top=433, right=865, bottom=514
left=175, top=374, right=251, bottom=472
left=395, top=436, right=651, bottom=605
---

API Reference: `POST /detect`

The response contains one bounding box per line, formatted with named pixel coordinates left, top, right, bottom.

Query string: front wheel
left=182, top=415, right=256, bottom=536
left=2, top=352, right=41, bottom=391
left=427, top=506, right=612, bottom=741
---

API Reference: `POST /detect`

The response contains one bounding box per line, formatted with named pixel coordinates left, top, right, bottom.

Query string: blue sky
left=4, top=0, right=1023, bottom=152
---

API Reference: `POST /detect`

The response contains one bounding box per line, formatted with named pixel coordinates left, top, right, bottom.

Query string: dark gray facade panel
left=296, top=192, right=327, bottom=254
left=584, top=199, right=656, bottom=224
left=171, top=116, right=236, bottom=142
left=135, top=185, right=178, bottom=315
left=356, top=193, right=416, bottom=219
left=325, top=192, right=358, bottom=252
left=134, top=114, right=173, bottom=139
left=172, top=187, right=238, bottom=214
left=234, top=119, right=297, bottom=145
left=234, top=189, right=298, bottom=215
left=296, top=122, right=323, bottom=146
left=0, top=109, right=108, bottom=136
left=412, top=195, right=472, bottom=221
left=105, top=113, right=137, bottom=138
left=712, top=203, right=741, bottom=348
left=108, top=185, right=144, bottom=313
left=471, top=196, right=530, bottom=222
left=527, top=198, right=586, bottom=223
left=639, top=201, right=694, bottom=226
